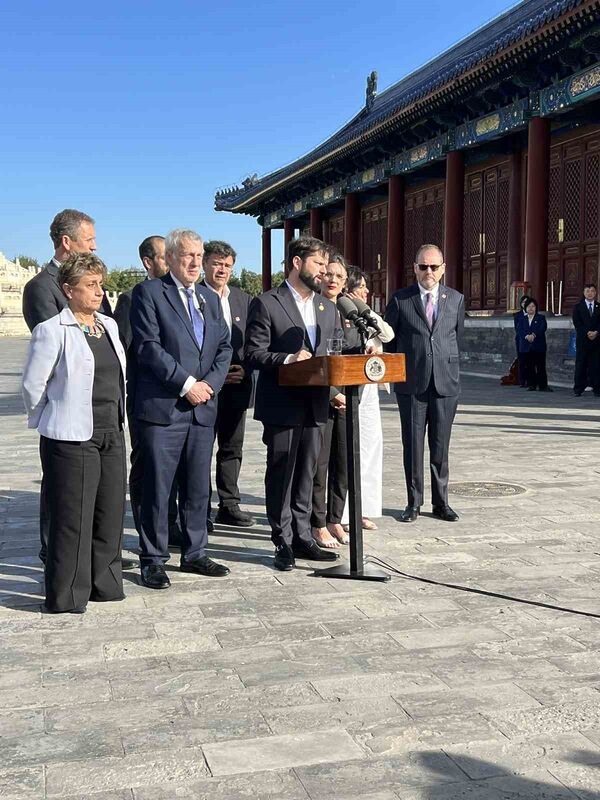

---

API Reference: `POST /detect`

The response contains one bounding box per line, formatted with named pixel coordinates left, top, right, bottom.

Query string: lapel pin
left=441, top=294, right=447, bottom=299
left=318, top=303, right=325, bottom=311
left=235, top=316, right=240, bottom=322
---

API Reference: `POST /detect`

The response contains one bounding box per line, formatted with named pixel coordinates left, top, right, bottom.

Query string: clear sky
left=0, top=0, right=515, bottom=272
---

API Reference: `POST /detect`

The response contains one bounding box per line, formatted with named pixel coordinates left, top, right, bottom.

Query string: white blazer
left=22, top=308, right=127, bottom=441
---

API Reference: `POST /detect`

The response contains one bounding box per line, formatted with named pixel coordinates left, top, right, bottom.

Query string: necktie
left=589, top=303, right=594, bottom=316
left=185, top=288, right=204, bottom=349
left=425, top=292, right=434, bottom=328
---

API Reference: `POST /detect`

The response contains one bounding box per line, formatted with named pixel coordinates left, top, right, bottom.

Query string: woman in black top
left=22, top=253, right=127, bottom=614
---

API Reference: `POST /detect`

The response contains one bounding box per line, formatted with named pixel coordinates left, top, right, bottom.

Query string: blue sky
left=0, top=0, right=515, bottom=272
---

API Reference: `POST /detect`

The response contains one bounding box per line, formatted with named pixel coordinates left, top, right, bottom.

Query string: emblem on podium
left=364, top=356, right=386, bottom=382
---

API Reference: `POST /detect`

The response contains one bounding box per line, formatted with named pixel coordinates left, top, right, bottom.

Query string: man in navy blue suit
left=130, top=229, right=232, bottom=589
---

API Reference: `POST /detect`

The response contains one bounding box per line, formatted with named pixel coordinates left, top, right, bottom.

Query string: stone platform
left=2, top=338, right=600, bottom=799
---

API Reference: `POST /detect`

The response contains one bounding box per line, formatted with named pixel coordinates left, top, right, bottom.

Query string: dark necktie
left=185, top=288, right=204, bottom=348
left=589, top=303, right=594, bottom=317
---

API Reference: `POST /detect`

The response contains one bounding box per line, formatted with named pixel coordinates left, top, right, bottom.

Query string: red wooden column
left=524, top=117, right=550, bottom=306
left=261, top=226, right=272, bottom=291
left=444, top=150, right=464, bottom=293
left=386, top=174, right=405, bottom=296
left=283, top=218, right=295, bottom=260
left=309, top=208, right=323, bottom=239
left=508, top=149, right=523, bottom=289
left=344, top=193, right=360, bottom=265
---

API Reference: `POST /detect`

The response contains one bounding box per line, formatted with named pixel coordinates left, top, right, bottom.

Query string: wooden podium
left=279, top=353, right=406, bottom=582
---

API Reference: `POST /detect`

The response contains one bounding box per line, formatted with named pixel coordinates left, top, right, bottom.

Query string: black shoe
left=432, top=505, right=459, bottom=522
left=292, top=540, right=339, bottom=561
left=140, top=564, right=171, bottom=590
left=206, top=518, right=214, bottom=533
left=42, top=604, right=87, bottom=615
left=122, top=558, right=137, bottom=571
left=274, top=544, right=295, bottom=572
left=180, top=555, right=230, bottom=577
left=399, top=505, right=420, bottom=523
left=215, top=505, right=256, bottom=527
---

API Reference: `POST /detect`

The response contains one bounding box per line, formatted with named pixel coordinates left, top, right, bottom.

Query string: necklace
left=78, top=318, right=105, bottom=338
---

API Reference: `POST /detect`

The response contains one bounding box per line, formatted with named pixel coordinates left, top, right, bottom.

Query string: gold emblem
left=364, top=356, right=386, bottom=382
left=318, top=303, right=325, bottom=311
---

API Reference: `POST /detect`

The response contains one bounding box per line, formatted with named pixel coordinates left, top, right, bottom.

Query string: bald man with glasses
left=384, top=244, right=464, bottom=524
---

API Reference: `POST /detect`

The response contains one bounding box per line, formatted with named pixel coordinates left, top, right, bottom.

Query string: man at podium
left=245, top=237, right=340, bottom=572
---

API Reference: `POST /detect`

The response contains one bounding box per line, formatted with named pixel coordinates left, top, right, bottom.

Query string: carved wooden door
left=548, top=133, right=600, bottom=314
left=463, top=165, right=509, bottom=310
left=327, top=215, right=344, bottom=254
left=403, top=183, right=445, bottom=287
left=361, top=202, right=387, bottom=312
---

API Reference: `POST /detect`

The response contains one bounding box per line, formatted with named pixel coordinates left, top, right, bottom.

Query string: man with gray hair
left=130, top=229, right=232, bottom=589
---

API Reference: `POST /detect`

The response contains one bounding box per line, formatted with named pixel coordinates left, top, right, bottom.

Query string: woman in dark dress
left=22, top=253, right=127, bottom=613
left=516, top=298, right=552, bottom=392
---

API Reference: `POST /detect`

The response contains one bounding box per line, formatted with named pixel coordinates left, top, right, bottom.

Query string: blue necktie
left=185, top=288, right=204, bottom=349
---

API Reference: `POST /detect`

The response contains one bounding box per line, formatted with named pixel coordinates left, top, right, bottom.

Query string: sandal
left=327, top=523, right=349, bottom=545
left=362, top=517, right=378, bottom=530
left=312, top=527, right=341, bottom=549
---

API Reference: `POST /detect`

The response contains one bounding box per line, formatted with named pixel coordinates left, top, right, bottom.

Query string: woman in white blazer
left=22, top=253, right=127, bottom=614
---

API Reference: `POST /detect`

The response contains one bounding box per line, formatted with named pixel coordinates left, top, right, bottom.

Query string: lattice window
left=548, top=165, right=561, bottom=245
left=585, top=153, right=599, bottom=242
left=468, top=188, right=482, bottom=257
left=497, top=179, right=509, bottom=253
left=484, top=177, right=497, bottom=254
left=564, top=159, right=581, bottom=243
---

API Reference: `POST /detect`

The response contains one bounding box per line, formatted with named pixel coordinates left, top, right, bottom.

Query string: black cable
left=365, top=554, right=600, bottom=620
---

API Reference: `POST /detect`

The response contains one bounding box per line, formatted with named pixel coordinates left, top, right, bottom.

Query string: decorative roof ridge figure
left=366, top=70, right=378, bottom=111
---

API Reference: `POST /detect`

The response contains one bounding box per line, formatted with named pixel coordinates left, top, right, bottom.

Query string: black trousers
left=396, top=384, right=458, bottom=509
left=311, top=410, right=347, bottom=528
left=138, top=417, right=214, bottom=566
left=38, top=441, right=49, bottom=562
left=128, top=416, right=180, bottom=537
left=263, top=422, right=322, bottom=548
left=574, top=344, right=600, bottom=393
left=210, top=398, right=247, bottom=511
left=524, top=351, right=548, bottom=390
left=40, top=431, right=126, bottom=613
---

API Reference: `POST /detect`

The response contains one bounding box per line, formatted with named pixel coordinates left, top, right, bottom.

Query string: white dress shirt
left=170, top=274, right=205, bottom=396
left=204, top=281, right=232, bottom=333
left=286, top=280, right=316, bottom=349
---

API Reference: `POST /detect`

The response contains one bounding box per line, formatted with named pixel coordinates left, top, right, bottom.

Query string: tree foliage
left=14, top=254, right=40, bottom=269
left=103, top=268, right=146, bottom=293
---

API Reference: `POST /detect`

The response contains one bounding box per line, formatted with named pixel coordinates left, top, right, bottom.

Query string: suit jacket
left=384, top=283, right=465, bottom=397
left=201, top=281, right=253, bottom=410
left=130, top=273, right=232, bottom=426
left=245, top=283, right=337, bottom=426
left=22, top=260, right=113, bottom=333
left=21, top=308, right=126, bottom=441
left=515, top=313, right=547, bottom=353
left=572, top=298, right=600, bottom=350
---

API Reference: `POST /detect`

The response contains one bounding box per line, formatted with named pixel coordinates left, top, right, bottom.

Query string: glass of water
left=327, top=330, right=343, bottom=355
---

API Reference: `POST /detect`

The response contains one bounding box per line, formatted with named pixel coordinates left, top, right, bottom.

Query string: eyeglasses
left=324, top=272, right=345, bottom=281
left=416, top=263, right=444, bottom=272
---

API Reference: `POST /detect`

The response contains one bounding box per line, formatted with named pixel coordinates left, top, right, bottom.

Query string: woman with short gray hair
left=22, top=253, right=127, bottom=614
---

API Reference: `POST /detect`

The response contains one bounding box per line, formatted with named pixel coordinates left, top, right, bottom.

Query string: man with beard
left=245, top=236, right=340, bottom=572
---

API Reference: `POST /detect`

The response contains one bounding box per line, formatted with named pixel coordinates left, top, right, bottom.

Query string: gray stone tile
left=395, top=683, right=541, bottom=720
left=103, top=634, right=221, bottom=660
left=45, top=747, right=210, bottom=796
left=294, top=751, right=466, bottom=797
left=398, top=772, right=578, bottom=799
left=0, top=767, right=44, bottom=800
left=263, top=697, right=407, bottom=735
left=0, top=677, right=111, bottom=709
left=236, top=656, right=364, bottom=687
left=487, top=699, right=600, bottom=737
left=390, top=624, right=511, bottom=651
left=215, top=622, right=331, bottom=649
left=184, top=681, right=321, bottom=716
left=0, top=709, right=44, bottom=738
left=313, top=671, right=447, bottom=701
left=203, top=729, right=364, bottom=776
left=109, top=669, right=243, bottom=699
left=0, top=729, right=124, bottom=768
left=45, top=697, right=189, bottom=733
left=132, top=769, right=309, bottom=799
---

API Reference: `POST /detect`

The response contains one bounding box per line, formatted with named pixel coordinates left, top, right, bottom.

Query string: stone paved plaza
left=2, top=337, right=600, bottom=799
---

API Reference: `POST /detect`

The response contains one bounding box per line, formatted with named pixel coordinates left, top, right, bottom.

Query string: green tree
left=14, top=254, right=40, bottom=269
left=272, top=270, right=285, bottom=288
left=104, top=268, right=146, bottom=293
left=238, top=269, right=263, bottom=297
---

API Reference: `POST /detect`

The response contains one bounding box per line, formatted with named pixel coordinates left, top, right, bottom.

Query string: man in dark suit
left=201, top=241, right=255, bottom=528
left=114, top=236, right=184, bottom=546
left=245, top=236, right=340, bottom=571
left=130, top=228, right=232, bottom=589
left=572, top=284, right=600, bottom=397
left=385, top=243, right=464, bottom=524
left=22, top=209, right=116, bottom=566
left=22, top=209, right=112, bottom=332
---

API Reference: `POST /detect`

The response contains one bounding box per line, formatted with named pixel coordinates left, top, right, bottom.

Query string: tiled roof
left=216, top=0, right=586, bottom=212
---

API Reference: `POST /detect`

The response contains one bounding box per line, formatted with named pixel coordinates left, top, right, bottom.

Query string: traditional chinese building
left=215, top=0, right=600, bottom=322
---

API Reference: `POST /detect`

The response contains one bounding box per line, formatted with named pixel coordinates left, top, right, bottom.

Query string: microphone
left=336, top=295, right=371, bottom=336
left=351, top=297, right=382, bottom=335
